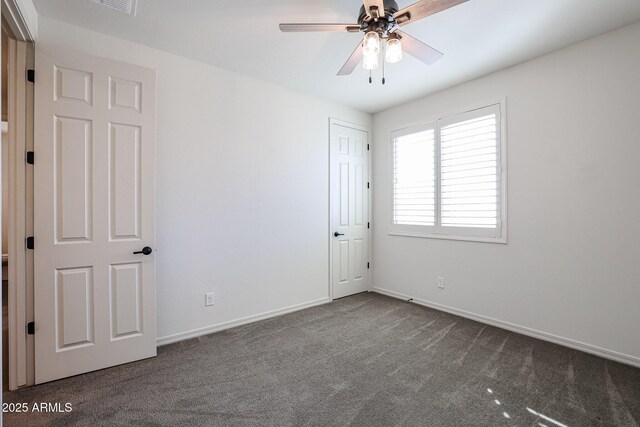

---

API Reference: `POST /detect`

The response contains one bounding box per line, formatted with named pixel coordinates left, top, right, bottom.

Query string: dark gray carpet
left=3, top=292, right=640, bottom=426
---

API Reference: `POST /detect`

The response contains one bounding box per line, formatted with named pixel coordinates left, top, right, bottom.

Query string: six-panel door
left=331, top=122, right=369, bottom=299
left=34, top=49, right=156, bottom=383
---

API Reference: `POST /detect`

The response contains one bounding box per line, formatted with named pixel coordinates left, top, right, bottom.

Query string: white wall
left=372, top=21, right=640, bottom=365
left=37, top=16, right=371, bottom=342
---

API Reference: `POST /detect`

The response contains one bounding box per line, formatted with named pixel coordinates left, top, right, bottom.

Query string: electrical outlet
left=205, top=292, right=215, bottom=306
left=437, top=277, right=445, bottom=289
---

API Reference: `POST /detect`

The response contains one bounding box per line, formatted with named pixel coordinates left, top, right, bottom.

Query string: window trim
left=388, top=99, right=508, bottom=244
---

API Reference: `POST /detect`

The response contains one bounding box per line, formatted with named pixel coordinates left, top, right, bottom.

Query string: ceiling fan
left=280, top=0, right=468, bottom=83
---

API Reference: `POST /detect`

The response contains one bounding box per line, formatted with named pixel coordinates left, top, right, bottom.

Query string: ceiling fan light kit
left=363, top=31, right=381, bottom=57
left=279, top=0, right=468, bottom=84
left=385, top=35, right=403, bottom=64
left=363, top=52, right=379, bottom=70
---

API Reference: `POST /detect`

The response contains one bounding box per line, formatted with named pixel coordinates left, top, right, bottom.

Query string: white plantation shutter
left=392, top=125, right=436, bottom=228
left=390, top=103, right=504, bottom=241
left=439, top=105, right=501, bottom=236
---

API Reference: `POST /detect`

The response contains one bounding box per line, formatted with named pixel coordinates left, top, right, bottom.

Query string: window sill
left=388, top=231, right=507, bottom=244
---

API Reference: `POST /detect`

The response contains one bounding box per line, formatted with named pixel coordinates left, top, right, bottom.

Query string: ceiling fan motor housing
left=358, top=0, right=400, bottom=26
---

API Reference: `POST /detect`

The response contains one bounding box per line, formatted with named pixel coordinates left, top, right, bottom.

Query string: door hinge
left=368, top=222, right=370, bottom=229
left=367, top=144, right=370, bottom=151
left=26, top=151, right=35, bottom=165
left=367, top=182, right=370, bottom=189
left=26, top=236, right=34, bottom=250
left=367, top=262, right=370, bottom=269
left=26, top=69, right=35, bottom=83
left=27, top=322, right=35, bottom=335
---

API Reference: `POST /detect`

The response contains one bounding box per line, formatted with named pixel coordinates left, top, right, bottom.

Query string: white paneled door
left=34, top=49, right=156, bottom=384
left=330, top=121, right=369, bottom=299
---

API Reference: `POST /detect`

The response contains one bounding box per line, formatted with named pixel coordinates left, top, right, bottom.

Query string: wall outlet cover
left=205, top=292, right=215, bottom=306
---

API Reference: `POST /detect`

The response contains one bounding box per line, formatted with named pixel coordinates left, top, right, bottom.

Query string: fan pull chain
left=382, top=44, right=386, bottom=84
left=369, top=70, right=372, bottom=84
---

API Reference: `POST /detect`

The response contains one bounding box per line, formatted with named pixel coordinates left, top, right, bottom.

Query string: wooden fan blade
left=337, top=41, right=364, bottom=76
left=393, top=0, right=468, bottom=26
left=279, top=23, right=361, bottom=33
left=363, top=0, right=386, bottom=19
left=396, top=31, right=443, bottom=65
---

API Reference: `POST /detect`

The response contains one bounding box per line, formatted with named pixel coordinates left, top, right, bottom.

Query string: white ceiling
left=34, top=0, right=640, bottom=113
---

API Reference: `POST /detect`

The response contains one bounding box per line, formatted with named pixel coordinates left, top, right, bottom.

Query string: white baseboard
left=156, top=297, right=332, bottom=346
left=371, top=287, right=640, bottom=368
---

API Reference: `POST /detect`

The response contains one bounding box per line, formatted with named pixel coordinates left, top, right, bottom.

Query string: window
left=390, top=103, right=505, bottom=242
left=393, top=126, right=436, bottom=226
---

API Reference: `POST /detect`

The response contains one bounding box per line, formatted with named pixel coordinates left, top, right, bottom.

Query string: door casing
left=3, top=19, right=35, bottom=390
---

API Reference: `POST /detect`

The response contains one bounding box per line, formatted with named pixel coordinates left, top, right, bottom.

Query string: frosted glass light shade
left=363, top=31, right=380, bottom=57
left=363, top=53, right=379, bottom=70
left=386, top=38, right=403, bottom=63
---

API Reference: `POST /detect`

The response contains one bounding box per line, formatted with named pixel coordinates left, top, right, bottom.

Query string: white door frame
left=6, top=35, right=34, bottom=390
left=2, top=0, right=36, bottom=392
left=1, top=0, right=37, bottom=43
left=328, top=118, right=372, bottom=301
